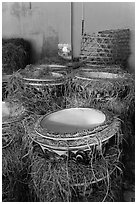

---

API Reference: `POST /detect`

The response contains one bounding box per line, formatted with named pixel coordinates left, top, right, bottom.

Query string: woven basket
left=80, top=29, right=130, bottom=67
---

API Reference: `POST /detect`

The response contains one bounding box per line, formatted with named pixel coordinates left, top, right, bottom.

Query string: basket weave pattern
left=80, top=29, right=130, bottom=66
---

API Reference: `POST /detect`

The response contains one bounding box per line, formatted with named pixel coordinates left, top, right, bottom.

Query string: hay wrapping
left=2, top=111, right=35, bottom=201
left=2, top=114, right=33, bottom=175
left=2, top=38, right=31, bottom=75
left=29, top=141, right=123, bottom=202
left=66, top=70, right=135, bottom=118
left=4, top=69, right=70, bottom=115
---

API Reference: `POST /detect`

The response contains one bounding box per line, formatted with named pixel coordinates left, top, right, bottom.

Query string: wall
left=2, top=2, right=135, bottom=72
left=72, top=2, right=135, bottom=72
left=2, top=2, right=71, bottom=62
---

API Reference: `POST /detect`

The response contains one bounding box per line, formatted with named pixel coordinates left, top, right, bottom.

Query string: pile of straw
left=2, top=38, right=31, bottom=75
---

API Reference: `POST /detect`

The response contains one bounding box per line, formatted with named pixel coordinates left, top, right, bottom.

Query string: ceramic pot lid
left=40, top=108, right=106, bottom=134
left=22, top=71, right=64, bottom=81
left=26, top=108, right=120, bottom=151
left=75, top=71, right=125, bottom=80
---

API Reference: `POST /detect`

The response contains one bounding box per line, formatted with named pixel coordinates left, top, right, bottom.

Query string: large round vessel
left=27, top=107, right=120, bottom=154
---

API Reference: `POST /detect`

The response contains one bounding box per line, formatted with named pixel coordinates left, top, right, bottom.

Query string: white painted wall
left=2, top=2, right=71, bottom=62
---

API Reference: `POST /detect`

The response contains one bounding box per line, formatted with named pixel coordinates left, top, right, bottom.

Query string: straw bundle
left=80, top=29, right=130, bottom=67
left=2, top=38, right=31, bottom=75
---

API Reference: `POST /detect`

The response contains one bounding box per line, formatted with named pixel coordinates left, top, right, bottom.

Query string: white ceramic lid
left=2, top=101, right=25, bottom=122
left=76, top=71, right=124, bottom=79
left=40, top=108, right=106, bottom=134
left=48, top=64, right=66, bottom=68
left=23, top=72, right=64, bottom=81
left=2, top=102, right=9, bottom=118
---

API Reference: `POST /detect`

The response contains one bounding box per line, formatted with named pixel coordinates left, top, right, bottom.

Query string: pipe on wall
left=81, top=2, right=85, bottom=35
left=70, top=2, right=73, bottom=60
left=71, top=2, right=85, bottom=59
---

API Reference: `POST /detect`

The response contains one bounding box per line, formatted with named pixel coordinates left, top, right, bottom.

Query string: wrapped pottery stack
left=26, top=107, right=123, bottom=202
left=5, top=65, right=69, bottom=115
